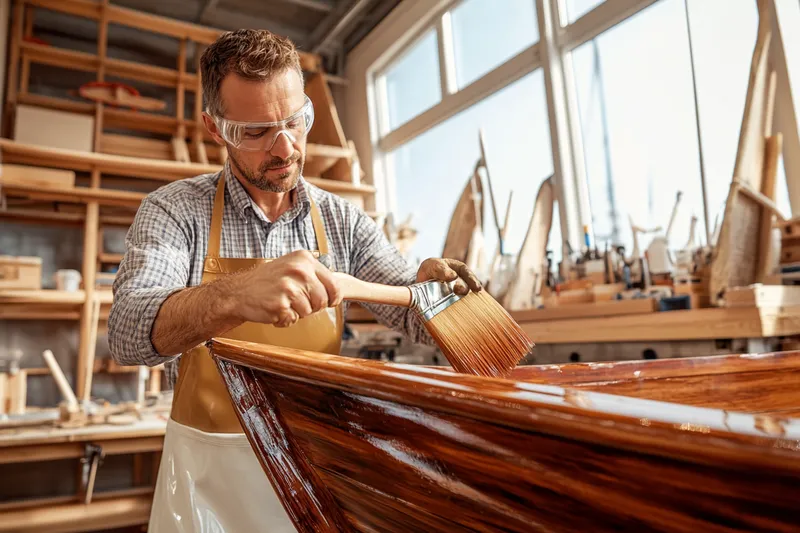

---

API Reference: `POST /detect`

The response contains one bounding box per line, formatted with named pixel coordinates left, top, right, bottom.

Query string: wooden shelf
left=17, top=92, right=199, bottom=137
left=0, top=139, right=376, bottom=195
left=1, top=183, right=146, bottom=207
left=0, top=289, right=112, bottom=320
left=347, top=306, right=800, bottom=344
left=0, top=138, right=218, bottom=180
left=98, top=252, right=123, bottom=264
left=22, top=0, right=321, bottom=70
left=21, top=40, right=197, bottom=90
left=0, top=208, right=135, bottom=227
left=0, top=493, right=152, bottom=533
left=515, top=305, right=800, bottom=344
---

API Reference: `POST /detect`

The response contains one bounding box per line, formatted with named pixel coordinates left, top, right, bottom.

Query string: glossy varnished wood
left=210, top=339, right=800, bottom=532
left=510, top=352, right=800, bottom=415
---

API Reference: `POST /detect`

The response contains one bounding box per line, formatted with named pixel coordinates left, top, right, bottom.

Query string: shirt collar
left=223, top=161, right=311, bottom=224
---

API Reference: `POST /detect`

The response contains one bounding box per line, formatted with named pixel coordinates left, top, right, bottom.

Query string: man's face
left=214, top=68, right=306, bottom=193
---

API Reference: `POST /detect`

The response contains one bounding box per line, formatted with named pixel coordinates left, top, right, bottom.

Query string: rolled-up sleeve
left=349, top=207, right=435, bottom=346
left=108, top=196, right=191, bottom=367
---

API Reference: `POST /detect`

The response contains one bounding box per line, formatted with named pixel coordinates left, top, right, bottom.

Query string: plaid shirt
left=108, top=163, right=433, bottom=388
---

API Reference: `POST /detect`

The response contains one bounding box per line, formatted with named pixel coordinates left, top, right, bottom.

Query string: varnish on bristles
left=423, top=289, right=534, bottom=378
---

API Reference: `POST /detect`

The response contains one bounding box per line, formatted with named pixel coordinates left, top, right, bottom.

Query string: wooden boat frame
left=209, top=337, right=800, bottom=532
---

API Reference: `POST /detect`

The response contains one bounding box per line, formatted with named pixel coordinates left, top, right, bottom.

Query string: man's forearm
left=150, top=274, right=244, bottom=357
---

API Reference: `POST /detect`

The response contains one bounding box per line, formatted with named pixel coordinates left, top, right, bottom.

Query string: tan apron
left=149, top=173, right=344, bottom=533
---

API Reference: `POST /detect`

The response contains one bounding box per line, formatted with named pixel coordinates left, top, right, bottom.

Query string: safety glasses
left=208, top=95, right=314, bottom=152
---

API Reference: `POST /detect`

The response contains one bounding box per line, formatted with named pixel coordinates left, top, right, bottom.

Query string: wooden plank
left=0, top=289, right=86, bottom=304
left=0, top=208, right=134, bottom=227
left=99, top=133, right=174, bottom=160
left=725, top=284, right=800, bottom=308
left=1, top=183, right=146, bottom=207
left=0, top=495, right=152, bottom=533
left=517, top=305, right=800, bottom=344
left=16, top=92, right=95, bottom=114
left=304, top=177, right=375, bottom=194
left=709, top=2, right=774, bottom=304
left=512, top=297, right=656, bottom=322
left=0, top=487, right=154, bottom=513
left=305, top=72, right=348, bottom=148
left=0, top=418, right=166, bottom=448
left=0, top=164, right=76, bottom=189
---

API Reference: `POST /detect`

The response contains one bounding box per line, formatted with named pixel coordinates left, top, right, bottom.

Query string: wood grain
left=210, top=339, right=800, bottom=532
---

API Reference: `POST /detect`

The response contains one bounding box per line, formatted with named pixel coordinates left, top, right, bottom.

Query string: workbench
left=347, top=302, right=800, bottom=364
left=0, top=414, right=166, bottom=533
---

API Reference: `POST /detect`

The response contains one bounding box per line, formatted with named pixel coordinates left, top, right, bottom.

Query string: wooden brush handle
left=332, top=272, right=413, bottom=308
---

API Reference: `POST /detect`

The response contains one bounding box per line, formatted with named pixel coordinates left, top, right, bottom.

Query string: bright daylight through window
left=372, top=0, right=799, bottom=281
left=389, top=71, right=559, bottom=272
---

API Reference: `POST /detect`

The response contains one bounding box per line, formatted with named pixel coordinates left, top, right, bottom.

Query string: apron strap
left=208, top=173, right=227, bottom=258
left=208, top=170, right=330, bottom=257
left=309, top=199, right=329, bottom=256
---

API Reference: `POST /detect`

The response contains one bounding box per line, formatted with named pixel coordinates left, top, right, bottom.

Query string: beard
left=227, top=148, right=304, bottom=193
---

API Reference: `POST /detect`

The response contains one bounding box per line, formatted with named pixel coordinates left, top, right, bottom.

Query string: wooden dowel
left=41, top=349, right=79, bottom=409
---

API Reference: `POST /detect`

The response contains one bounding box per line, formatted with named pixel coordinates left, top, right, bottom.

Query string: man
left=108, top=28, right=481, bottom=533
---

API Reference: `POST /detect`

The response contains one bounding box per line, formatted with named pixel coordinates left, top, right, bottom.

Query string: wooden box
left=0, top=255, right=42, bottom=290
left=14, top=104, right=95, bottom=152
left=0, top=164, right=76, bottom=190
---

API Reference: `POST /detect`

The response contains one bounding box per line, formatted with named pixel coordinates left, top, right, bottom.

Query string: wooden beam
left=19, top=5, right=34, bottom=95
left=0, top=495, right=152, bottom=533
left=3, top=0, right=24, bottom=138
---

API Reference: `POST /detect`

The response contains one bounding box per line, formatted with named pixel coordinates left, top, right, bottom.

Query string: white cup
left=55, top=269, right=82, bottom=291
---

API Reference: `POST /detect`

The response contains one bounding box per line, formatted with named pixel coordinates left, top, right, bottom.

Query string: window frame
left=345, top=0, right=798, bottom=260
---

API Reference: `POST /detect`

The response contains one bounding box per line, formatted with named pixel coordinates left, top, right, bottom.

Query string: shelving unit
left=0, top=0, right=380, bottom=396
left=0, top=1, right=381, bottom=524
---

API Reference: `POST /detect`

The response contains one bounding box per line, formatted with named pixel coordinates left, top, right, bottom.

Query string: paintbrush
left=333, top=272, right=533, bottom=378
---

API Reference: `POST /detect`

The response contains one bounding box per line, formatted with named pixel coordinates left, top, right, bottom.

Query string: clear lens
left=213, top=95, right=314, bottom=151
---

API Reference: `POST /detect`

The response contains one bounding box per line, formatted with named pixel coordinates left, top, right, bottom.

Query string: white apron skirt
left=148, top=418, right=297, bottom=533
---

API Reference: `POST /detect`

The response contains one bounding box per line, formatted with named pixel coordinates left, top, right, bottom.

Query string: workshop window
left=565, top=0, right=606, bottom=24
left=570, top=0, right=789, bottom=253
left=387, top=71, right=560, bottom=271
left=379, top=28, right=442, bottom=131
left=450, top=0, right=539, bottom=89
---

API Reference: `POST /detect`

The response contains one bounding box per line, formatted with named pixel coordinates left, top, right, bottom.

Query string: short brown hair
left=201, top=29, right=303, bottom=117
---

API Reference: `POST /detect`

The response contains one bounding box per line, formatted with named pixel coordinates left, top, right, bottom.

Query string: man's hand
left=415, top=258, right=482, bottom=296
left=233, top=250, right=342, bottom=327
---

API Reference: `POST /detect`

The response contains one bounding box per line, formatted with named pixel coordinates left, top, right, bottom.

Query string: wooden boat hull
left=209, top=339, right=800, bottom=532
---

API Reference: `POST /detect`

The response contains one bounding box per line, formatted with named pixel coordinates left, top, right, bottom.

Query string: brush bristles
left=423, top=289, right=534, bottom=378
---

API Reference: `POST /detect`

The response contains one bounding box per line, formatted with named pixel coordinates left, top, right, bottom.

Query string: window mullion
left=436, top=11, right=458, bottom=97
left=537, top=0, right=590, bottom=258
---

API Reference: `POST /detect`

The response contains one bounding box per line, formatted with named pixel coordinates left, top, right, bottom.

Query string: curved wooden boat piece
left=441, top=172, right=484, bottom=264
left=209, top=338, right=800, bottom=532
left=503, top=177, right=554, bottom=310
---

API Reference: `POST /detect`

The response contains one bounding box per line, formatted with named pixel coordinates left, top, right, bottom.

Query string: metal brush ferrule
left=408, top=280, right=464, bottom=322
